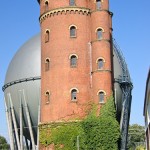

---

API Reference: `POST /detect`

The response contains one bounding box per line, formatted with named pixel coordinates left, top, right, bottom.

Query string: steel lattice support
left=113, top=39, right=133, bottom=150
left=120, top=81, right=132, bottom=150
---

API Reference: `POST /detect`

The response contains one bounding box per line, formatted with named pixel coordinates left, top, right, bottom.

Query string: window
left=45, top=1, right=49, bottom=11
left=45, top=58, right=50, bottom=71
left=97, top=28, right=103, bottom=39
left=70, top=55, right=77, bottom=67
left=45, top=30, right=50, bottom=43
left=70, top=26, right=76, bottom=37
left=96, top=0, right=101, bottom=10
left=71, top=89, right=77, bottom=100
left=99, top=91, right=105, bottom=103
left=97, top=59, right=104, bottom=69
left=70, top=0, right=75, bottom=6
left=45, top=91, right=50, bottom=103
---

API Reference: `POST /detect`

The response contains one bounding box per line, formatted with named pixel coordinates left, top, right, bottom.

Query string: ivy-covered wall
left=39, top=96, right=120, bottom=150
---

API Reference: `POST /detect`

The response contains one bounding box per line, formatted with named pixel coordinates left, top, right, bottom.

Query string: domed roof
left=5, top=34, right=41, bottom=85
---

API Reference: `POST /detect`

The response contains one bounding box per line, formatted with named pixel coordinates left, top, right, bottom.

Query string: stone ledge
left=40, top=7, right=90, bottom=23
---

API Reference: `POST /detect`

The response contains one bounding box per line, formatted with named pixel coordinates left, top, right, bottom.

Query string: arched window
left=99, top=91, right=105, bottom=103
left=97, top=28, right=103, bottom=39
left=70, top=0, right=75, bottom=6
left=45, top=1, right=49, bottom=11
left=71, top=89, right=77, bottom=100
left=45, top=30, right=50, bottom=43
left=97, top=59, right=104, bottom=69
left=45, top=91, right=50, bottom=103
left=70, top=26, right=76, bottom=37
left=96, top=0, right=101, bottom=10
left=45, top=58, right=50, bottom=71
left=70, top=55, right=77, bottom=67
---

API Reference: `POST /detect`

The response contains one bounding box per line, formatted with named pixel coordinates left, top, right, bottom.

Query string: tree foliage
left=0, top=135, right=9, bottom=150
left=128, top=124, right=145, bottom=150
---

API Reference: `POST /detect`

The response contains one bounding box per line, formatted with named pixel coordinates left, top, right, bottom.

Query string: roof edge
left=143, top=68, right=150, bottom=116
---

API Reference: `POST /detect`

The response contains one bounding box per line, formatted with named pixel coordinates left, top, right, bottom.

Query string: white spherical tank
left=3, top=34, right=41, bottom=144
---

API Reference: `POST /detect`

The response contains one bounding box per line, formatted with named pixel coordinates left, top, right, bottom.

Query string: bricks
left=40, top=0, right=113, bottom=123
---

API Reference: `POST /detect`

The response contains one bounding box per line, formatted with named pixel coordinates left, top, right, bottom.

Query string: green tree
left=0, top=135, right=9, bottom=150
left=128, top=124, right=145, bottom=150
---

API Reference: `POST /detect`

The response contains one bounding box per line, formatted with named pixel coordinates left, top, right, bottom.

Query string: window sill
left=46, top=101, right=50, bottom=104
left=71, top=65, right=77, bottom=68
left=99, top=102, right=105, bottom=104
left=70, top=36, right=77, bottom=38
left=71, top=99, right=77, bottom=103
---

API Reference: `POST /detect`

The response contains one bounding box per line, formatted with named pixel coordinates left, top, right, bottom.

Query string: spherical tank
left=3, top=33, right=123, bottom=142
left=3, top=34, right=41, bottom=143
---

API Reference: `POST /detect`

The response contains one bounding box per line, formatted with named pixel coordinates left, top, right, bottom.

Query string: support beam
left=8, top=93, right=21, bottom=150
left=25, top=138, right=29, bottom=150
left=37, top=87, right=41, bottom=150
left=19, top=97, right=23, bottom=150
left=120, top=82, right=132, bottom=150
left=4, top=98, right=15, bottom=150
left=22, top=90, right=35, bottom=150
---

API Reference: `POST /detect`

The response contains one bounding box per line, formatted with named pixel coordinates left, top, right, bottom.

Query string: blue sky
left=0, top=0, right=149, bottom=141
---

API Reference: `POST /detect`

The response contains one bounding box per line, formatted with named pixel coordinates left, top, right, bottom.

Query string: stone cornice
left=91, top=9, right=113, bottom=16
left=91, top=39, right=111, bottom=44
left=40, top=7, right=90, bottom=23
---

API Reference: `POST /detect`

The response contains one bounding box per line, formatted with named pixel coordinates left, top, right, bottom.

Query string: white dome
left=5, top=34, right=41, bottom=84
left=3, top=34, right=41, bottom=142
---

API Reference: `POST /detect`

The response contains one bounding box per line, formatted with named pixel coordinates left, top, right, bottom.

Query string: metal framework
left=113, top=39, right=133, bottom=150
left=4, top=89, right=40, bottom=150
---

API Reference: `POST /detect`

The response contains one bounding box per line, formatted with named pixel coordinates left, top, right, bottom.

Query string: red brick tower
left=39, top=0, right=113, bottom=123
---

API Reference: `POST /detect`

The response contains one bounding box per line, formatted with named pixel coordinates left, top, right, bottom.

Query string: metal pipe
left=88, top=42, right=92, bottom=88
left=37, top=87, right=41, bottom=150
left=8, top=93, right=21, bottom=150
left=4, top=98, right=14, bottom=150
left=19, top=97, right=23, bottom=150
left=25, top=137, right=29, bottom=150
left=22, top=89, right=35, bottom=150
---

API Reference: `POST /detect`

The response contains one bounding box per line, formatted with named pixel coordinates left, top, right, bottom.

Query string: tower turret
left=90, top=0, right=113, bottom=104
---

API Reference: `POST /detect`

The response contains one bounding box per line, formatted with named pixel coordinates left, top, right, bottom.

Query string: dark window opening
left=45, top=91, right=50, bottom=103
left=45, top=30, right=50, bottom=42
left=70, top=55, right=77, bottom=67
left=70, top=0, right=75, bottom=6
left=99, top=91, right=104, bottom=103
left=97, top=28, right=102, bottom=39
left=45, top=58, right=50, bottom=71
left=71, top=89, right=77, bottom=100
left=96, top=0, right=101, bottom=10
left=70, top=26, right=76, bottom=37
left=98, top=59, right=104, bottom=69
left=45, top=1, right=49, bottom=11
